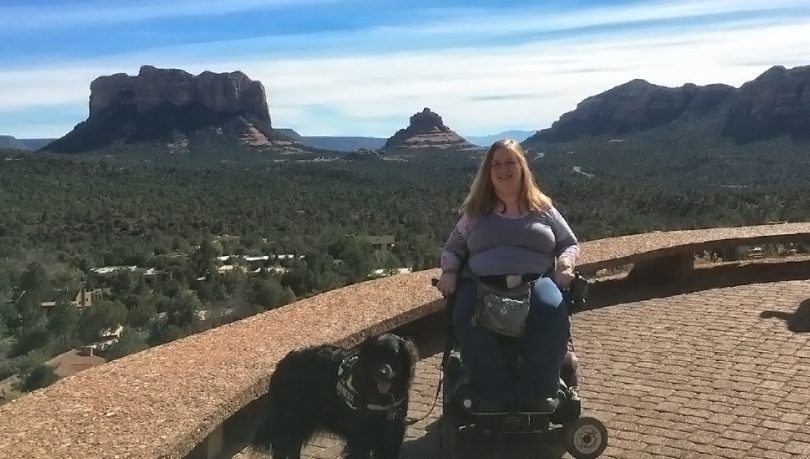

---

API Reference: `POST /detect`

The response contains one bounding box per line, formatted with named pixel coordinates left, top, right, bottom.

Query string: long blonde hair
left=462, top=139, right=552, bottom=217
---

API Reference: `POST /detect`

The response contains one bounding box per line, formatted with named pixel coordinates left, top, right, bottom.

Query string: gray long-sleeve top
left=440, top=206, right=581, bottom=277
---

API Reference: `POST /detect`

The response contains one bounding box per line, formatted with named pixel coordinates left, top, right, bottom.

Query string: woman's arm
left=440, top=213, right=473, bottom=274
left=549, top=206, right=580, bottom=269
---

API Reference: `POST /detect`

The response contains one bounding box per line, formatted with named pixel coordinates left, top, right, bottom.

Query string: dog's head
left=353, top=333, right=419, bottom=399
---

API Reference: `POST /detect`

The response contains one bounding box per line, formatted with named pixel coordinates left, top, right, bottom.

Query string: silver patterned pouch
left=473, top=278, right=532, bottom=337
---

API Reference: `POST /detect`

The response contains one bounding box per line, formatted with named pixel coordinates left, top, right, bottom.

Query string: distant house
left=90, top=265, right=139, bottom=276
left=90, top=265, right=169, bottom=280
left=213, top=234, right=240, bottom=244
left=98, top=324, right=124, bottom=340
left=368, top=267, right=412, bottom=279
left=218, top=255, right=271, bottom=265
left=142, top=267, right=169, bottom=279
left=209, top=254, right=293, bottom=277
left=359, top=235, right=396, bottom=251
left=40, top=286, right=97, bottom=308
left=243, top=256, right=270, bottom=263
left=217, top=264, right=245, bottom=274
left=79, top=324, right=123, bottom=356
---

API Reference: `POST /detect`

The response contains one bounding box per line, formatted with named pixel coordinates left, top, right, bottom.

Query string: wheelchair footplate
left=474, top=411, right=552, bottom=434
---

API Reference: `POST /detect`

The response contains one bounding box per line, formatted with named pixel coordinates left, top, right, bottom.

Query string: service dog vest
left=336, top=354, right=406, bottom=420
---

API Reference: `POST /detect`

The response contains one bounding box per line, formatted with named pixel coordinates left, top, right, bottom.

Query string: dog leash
left=404, top=371, right=443, bottom=426
left=404, top=317, right=453, bottom=426
left=404, top=281, right=456, bottom=426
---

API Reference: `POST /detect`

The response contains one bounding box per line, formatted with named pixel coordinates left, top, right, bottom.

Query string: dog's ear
left=400, top=337, right=419, bottom=375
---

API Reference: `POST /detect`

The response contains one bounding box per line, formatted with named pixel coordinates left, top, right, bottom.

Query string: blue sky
left=1, top=0, right=810, bottom=138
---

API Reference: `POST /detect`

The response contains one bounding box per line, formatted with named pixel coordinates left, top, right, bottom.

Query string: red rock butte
left=383, top=107, right=478, bottom=151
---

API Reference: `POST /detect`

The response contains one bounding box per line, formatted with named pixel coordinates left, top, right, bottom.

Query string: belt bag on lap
left=473, top=279, right=532, bottom=337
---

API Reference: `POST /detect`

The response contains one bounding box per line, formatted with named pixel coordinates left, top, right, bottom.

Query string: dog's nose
left=376, top=364, right=393, bottom=379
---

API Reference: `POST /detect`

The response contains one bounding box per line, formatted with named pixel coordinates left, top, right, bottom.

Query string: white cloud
left=217, top=21, right=810, bottom=136
left=1, top=0, right=809, bottom=137
left=0, top=0, right=338, bottom=30
left=0, top=68, right=98, bottom=109
left=413, top=0, right=809, bottom=37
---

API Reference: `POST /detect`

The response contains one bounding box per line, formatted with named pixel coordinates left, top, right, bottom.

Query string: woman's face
left=489, top=147, right=522, bottom=198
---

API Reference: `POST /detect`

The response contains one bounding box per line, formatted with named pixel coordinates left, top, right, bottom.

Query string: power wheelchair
left=432, top=272, right=608, bottom=459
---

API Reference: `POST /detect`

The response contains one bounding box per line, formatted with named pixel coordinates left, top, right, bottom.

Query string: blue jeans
left=452, top=276, right=570, bottom=401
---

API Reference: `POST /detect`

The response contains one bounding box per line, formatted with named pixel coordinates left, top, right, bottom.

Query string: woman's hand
left=436, top=271, right=457, bottom=297
left=554, top=263, right=575, bottom=289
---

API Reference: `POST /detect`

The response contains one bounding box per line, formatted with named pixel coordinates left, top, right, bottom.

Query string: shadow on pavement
left=761, top=298, right=810, bottom=333
left=401, top=418, right=571, bottom=459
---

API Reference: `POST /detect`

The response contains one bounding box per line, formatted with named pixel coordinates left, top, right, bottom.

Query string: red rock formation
left=383, top=108, right=477, bottom=151
left=527, top=80, right=734, bottom=143
left=89, top=65, right=269, bottom=121
left=46, top=66, right=299, bottom=154
left=724, top=65, right=810, bottom=142
left=525, top=64, right=810, bottom=145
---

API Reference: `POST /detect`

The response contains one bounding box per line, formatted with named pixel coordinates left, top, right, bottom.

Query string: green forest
left=1, top=142, right=809, bottom=401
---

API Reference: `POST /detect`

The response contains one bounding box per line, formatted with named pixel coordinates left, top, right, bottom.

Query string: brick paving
left=574, top=279, right=810, bottom=459
left=242, top=279, right=810, bottom=458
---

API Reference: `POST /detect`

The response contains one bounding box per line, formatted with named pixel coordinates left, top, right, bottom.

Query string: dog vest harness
left=336, top=355, right=406, bottom=420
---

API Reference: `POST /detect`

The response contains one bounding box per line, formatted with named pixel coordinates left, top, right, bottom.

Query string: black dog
left=251, top=333, right=419, bottom=459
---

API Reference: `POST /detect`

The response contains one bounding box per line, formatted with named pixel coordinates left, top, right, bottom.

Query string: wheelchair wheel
left=565, top=416, right=608, bottom=459
left=439, top=416, right=459, bottom=459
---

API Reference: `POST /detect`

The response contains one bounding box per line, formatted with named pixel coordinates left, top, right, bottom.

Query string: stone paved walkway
left=244, top=279, right=810, bottom=459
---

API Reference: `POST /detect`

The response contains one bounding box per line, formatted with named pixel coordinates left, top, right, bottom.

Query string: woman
left=436, top=138, right=580, bottom=413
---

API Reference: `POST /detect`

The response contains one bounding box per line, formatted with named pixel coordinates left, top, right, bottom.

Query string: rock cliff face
left=723, top=65, right=810, bottom=142
left=46, top=66, right=289, bottom=154
left=383, top=108, right=476, bottom=151
left=528, top=80, right=734, bottom=143
left=88, top=65, right=269, bottom=121
left=524, top=65, right=810, bottom=145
